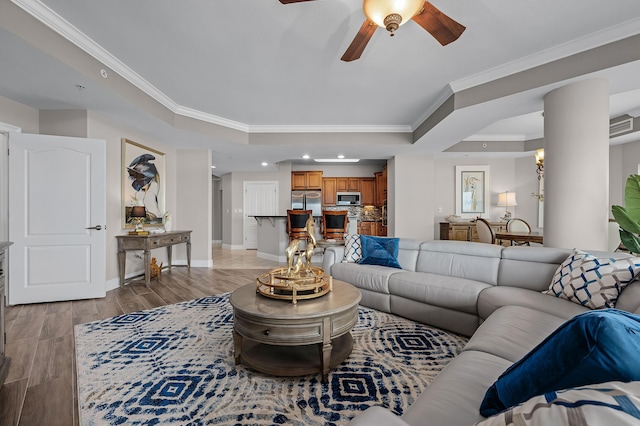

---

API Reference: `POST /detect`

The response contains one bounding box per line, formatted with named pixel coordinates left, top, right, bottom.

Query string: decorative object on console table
left=163, top=211, right=172, bottom=232
left=128, top=206, right=148, bottom=235
left=497, top=191, right=517, bottom=221
left=122, top=138, right=166, bottom=228
left=455, top=165, right=490, bottom=218
left=0, top=242, right=13, bottom=389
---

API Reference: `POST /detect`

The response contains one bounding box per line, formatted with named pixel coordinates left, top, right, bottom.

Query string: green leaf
left=624, top=175, right=640, bottom=224
left=612, top=205, right=640, bottom=234
left=620, top=229, right=640, bottom=254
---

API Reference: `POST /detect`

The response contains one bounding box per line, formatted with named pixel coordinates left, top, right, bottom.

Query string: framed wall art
left=122, top=138, right=166, bottom=228
left=455, top=165, right=490, bottom=218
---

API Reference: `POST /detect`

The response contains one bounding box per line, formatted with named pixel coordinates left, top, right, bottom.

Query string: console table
left=116, top=231, right=191, bottom=287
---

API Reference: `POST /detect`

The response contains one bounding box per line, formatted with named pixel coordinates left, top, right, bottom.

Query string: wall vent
left=610, top=117, right=633, bottom=137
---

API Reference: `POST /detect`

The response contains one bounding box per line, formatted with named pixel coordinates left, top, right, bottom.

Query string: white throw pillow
left=475, top=381, right=640, bottom=426
left=544, top=249, right=640, bottom=309
left=342, top=234, right=362, bottom=263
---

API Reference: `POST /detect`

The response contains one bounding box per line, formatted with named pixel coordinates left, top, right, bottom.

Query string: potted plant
left=611, top=174, right=640, bottom=254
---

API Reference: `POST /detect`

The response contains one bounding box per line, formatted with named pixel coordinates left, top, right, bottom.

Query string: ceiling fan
left=279, top=0, right=466, bottom=62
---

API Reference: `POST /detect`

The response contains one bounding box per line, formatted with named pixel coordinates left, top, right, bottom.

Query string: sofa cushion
left=497, top=246, right=571, bottom=291
left=476, top=381, right=640, bottom=426
left=544, top=249, right=640, bottom=309
left=401, top=350, right=511, bottom=426
left=465, top=306, right=567, bottom=363
left=330, top=262, right=402, bottom=294
left=479, top=309, right=640, bottom=417
left=342, top=234, right=362, bottom=263
left=477, top=286, right=588, bottom=321
left=416, top=241, right=502, bottom=285
left=358, top=236, right=401, bottom=269
left=389, top=272, right=491, bottom=315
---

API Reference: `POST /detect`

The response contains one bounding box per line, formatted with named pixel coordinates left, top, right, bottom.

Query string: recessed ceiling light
left=302, top=154, right=310, bottom=159
left=261, top=162, right=268, bottom=166
left=337, top=154, right=345, bottom=159
left=211, top=165, right=216, bottom=169
left=314, top=158, right=360, bottom=163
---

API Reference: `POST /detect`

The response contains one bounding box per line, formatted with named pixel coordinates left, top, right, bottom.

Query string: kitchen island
left=251, top=215, right=322, bottom=263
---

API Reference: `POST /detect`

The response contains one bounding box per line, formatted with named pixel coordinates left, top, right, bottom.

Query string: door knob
left=86, top=225, right=105, bottom=230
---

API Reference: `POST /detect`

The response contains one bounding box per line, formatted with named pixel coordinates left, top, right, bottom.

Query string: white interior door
left=8, top=133, right=106, bottom=305
left=243, top=182, right=277, bottom=249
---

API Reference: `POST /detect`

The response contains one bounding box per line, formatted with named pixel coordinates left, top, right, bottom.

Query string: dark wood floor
left=0, top=246, right=279, bottom=426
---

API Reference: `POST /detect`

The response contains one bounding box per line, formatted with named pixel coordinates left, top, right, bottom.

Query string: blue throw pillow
left=479, top=309, right=640, bottom=417
left=358, top=236, right=401, bottom=269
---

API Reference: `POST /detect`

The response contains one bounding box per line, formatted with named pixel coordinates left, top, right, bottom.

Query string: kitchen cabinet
left=374, top=171, right=387, bottom=206
left=322, top=178, right=337, bottom=206
left=376, top=222, right=387, bottom=236
left=439, top=222, right=507, bottom=243
left=358, top=221, right=375, bottom=236
left=291, top=171, right=323, bottom=190
left=360, top=178, right=375, bottom=206
left=336, top=178, right=360, bottom=192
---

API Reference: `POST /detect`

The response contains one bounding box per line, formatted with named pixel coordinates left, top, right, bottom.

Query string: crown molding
left=247, top=124, right=412, bottom=133
left=11, top=0, right=416, bottom=136
left=450, top=17, right=640, bottom=93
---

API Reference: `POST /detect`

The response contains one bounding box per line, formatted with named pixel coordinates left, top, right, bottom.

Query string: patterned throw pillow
left=342, top=234, right=362, bottom=263
left=544, top=249, right=640, bottom=309
left=476, top=381, right=640, bottom=426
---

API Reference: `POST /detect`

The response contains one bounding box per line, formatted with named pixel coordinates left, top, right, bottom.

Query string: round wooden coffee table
left=230, top=280, right=361, bottom=382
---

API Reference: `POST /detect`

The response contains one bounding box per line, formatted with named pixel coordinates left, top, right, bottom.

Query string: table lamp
left=130, top=206, right=146, bottom=232
left=497, top=191, right=517, bottom=221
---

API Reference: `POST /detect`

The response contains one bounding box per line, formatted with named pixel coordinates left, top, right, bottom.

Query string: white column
left=543, top=79, right=609, bottom=250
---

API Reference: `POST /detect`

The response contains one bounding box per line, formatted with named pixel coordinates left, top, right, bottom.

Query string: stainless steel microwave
left=336, top=192, right=361, bottom=205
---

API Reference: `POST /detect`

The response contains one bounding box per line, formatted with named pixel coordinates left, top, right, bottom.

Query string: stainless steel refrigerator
left=291, top=190, right=322, bottom=216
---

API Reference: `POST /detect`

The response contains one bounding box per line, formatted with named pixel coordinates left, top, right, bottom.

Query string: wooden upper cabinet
left=306, top=171, right=323, bottom=189
left=322, top=178, right=337, bottom=206
left=336, top=177, right=360, bottom=192
left=374, top=171, right=387, bottom=206
left=360, top=178, right=375, bottom=206
left=292, top=171, right=323, bottom=190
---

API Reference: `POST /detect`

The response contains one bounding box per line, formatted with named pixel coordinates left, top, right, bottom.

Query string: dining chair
left=286, top=209, right=312, bottom=242
left=475, top=218, right=496, bottom=244
left=506, top=218, right=532, bottom=246
left=322, top=210, right=349, bottom=240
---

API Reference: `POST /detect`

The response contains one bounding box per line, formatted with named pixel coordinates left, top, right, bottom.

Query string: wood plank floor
left=0, top=246, right=280, bottom=426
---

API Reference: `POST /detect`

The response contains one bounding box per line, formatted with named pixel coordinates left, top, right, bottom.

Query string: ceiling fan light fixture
left=362, top=0, right=424, bottom=34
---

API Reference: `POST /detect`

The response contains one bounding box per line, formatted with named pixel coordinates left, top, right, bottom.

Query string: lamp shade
left=362, top=0, right=424, bottom=29
left=131, top=206, right=146, bottom=218
left=497, top=192, right=517, bottom=207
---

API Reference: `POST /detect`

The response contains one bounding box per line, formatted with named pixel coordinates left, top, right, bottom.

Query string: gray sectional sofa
left=320, top=240, right=640, bottom=425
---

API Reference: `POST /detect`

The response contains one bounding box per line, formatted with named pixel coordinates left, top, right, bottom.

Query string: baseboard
left=222, top=244, right=246, bottom=250
left=256, top=251, right=286, bottom=263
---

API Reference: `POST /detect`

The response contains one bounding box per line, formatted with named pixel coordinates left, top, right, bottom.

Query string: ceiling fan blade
left=412, top=1, right=466, bottom=46
left=341, top=20, right=377, bottom=62
left=279, top=0, right=316, bottom=3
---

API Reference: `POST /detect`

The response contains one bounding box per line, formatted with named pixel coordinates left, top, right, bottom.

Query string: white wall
left=431, top=155, right=541, bottom=233
left=87, top=111, right=178, bottom=287
left=389, top=155, right=436, bottom=240
left=176, top=149, right=212, bottom=267
left=0, top=95, right=39, bottom=133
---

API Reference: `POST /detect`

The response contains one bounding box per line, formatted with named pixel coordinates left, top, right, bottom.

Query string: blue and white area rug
left=75, top=293, right=467, bottom=425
